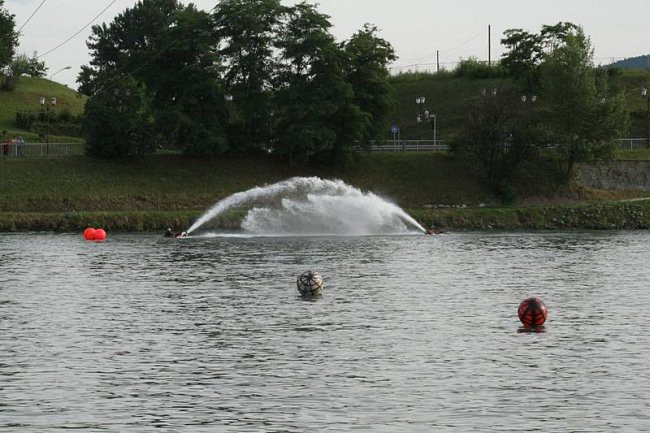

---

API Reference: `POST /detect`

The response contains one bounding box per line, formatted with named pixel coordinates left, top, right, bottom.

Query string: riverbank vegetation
left=1, top=153, right=648, bottom=232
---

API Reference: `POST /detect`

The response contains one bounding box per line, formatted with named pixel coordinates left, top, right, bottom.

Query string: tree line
left=78, top=0, right=396, bottom=164
left=0, top=0, right=47, bottom=90
left=456, top=22, right=629, bottom=197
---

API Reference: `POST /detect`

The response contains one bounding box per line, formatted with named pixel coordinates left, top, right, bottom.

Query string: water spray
left=186, top=177, right=426, bottom=236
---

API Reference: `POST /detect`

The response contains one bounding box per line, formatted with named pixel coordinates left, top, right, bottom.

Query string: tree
left=540, top=27, right=629, bottom=178
left=0, top=0, right=17, bottom=70
left=456, top=89, right=543, bottom=199
left=341, top=24, right=396, bottom=146
left=2, top=51, right=48, bottom=90
left=79, top=0, right=228, bottom=156
left=501, top=22, right=578, bottom=94
left=213, top=0, right=285, bottom=151
left=273, top=2, right=359, bottom=164
left=83, top=76, right=155, bottom=158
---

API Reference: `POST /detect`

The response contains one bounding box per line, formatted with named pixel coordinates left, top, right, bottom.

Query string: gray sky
left=6, top=0, right=650, bottom=89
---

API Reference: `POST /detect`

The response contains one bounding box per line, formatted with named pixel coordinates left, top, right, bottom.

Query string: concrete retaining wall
left=578, top=161, right=650, bottom=190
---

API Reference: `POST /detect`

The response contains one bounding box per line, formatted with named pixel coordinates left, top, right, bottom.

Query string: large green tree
left=457, top=89, right=543, bottom=199
left=79, top=0, right=227, bottom=156
left=273, top=2, right=360, bottom=164
left=83, top=76, right=155, bottom=158
left=540, top=27, right=629, bottom=177
left=213, top=0, right=284, bottom=151
left=501, top=22, right=578, bottom=94
left=341, top=24, right=396, bottom=146
left=0, top=0, right=18, bottom=73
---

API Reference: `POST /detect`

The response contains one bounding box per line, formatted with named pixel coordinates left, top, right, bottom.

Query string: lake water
left=1, top=231, right=649, bottom=432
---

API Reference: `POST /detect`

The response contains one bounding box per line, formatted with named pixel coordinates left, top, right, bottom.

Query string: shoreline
left=1, top=200, right=648, bottom=233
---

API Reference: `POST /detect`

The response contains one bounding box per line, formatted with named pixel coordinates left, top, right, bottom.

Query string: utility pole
left=488, top=25, right=491, bottom=66
left=436, top=50, right=440, bottom=73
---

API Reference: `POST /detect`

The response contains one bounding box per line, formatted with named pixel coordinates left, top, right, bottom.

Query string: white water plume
left=186, top=177, right=425, bottom=236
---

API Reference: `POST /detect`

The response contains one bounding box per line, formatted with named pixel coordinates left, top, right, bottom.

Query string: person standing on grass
left=17, top=136, right=24, bottom=157
left=2, top=130, right=8, bottom=157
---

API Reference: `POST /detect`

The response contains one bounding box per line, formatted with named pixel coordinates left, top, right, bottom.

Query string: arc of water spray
left=185, top=177, right=426, bottom=235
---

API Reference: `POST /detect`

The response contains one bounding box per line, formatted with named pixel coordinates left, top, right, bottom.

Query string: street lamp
left=40, top=96, right=57, bottom=154
left=49, top=66, right=71, bottom=80
left=416, top=96, right=425, bottom=121
left=642, top=88, right=649, bottom=148
left=431, top=113, right=437, bottom=146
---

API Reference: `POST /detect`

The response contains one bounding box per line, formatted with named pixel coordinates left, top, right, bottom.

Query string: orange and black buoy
left=518, top=297, right=548, bottom=328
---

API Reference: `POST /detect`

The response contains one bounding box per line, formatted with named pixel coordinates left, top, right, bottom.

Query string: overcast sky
left=6, top=0, right=650, bottom=89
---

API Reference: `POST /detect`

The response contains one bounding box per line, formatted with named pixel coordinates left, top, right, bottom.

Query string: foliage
left=213, top=0, right=284, bottom=151
left=501, top=22, right=578, bottom=93
left=273, top=2, right=352, bottom=163
left=341, top=24, right=397, bottom=146
left=0, top=0, right=17, bottom=71
left=2, top=52, right=48, bottom=90
left=82, top=77, right=155, bottom=158
left=453, top=57, right=507, bottom=79
left=79, top=0, right=228, bottom=156
left=455, top=88, right=544, bottom=199
left=77, top=0, right=396, bottom=163
left=540, top=27, right=630, bottom=178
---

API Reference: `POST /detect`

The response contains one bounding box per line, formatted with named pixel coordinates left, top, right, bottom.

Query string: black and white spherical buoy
left=297, top=271, right=324, bottom=297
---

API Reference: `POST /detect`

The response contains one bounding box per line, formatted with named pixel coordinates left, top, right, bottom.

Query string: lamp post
left=40, top=96, right=57, bottom=155
left=49, top=66, right=71, bottom=80
left=416, top=96, right=425, bottom=122
left=642, top=87, right=650, bottom=149
left=430, top=114, right=437, bottom=147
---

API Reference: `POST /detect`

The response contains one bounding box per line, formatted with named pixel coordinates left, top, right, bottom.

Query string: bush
left=15, top=110, right=36, bottom=129
left=454, top=57, right=507, bottom=79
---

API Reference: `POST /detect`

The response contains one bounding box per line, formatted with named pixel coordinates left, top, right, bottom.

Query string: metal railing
left=0, top=138, right=646, bottom=157
left=1, top=142, right=86, bottom=157
left=618, top=138, right=649, bottom=150
left=353, top=140, right=450, bottom=152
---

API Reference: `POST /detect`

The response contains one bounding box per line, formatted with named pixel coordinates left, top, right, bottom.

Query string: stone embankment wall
left=578, top=161, right=650, bottom=190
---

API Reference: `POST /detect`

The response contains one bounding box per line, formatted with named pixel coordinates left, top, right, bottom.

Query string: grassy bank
left=1, top=200, right=648, bottom=232
left=411, top=200, right=650, bottom=231
left=1, top=153, right=649, bottom=232
left=0, top=153, right=500, bottom=212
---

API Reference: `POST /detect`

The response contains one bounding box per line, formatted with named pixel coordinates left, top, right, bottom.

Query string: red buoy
left=94, top=228, right=107, bottom=241
left=518, top=297, right=548, bottom=327
left=83, top=227, right=96, bottom=241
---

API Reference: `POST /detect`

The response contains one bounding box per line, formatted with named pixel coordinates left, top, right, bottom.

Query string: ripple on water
left=0, top=231, right=649, bottom=432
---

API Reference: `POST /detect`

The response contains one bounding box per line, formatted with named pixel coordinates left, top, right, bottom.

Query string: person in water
left=425, top=225, right=445, bottom=235
left=165, top=228, right=174, bottom=237
left=165, top=227, right=188, bottom=238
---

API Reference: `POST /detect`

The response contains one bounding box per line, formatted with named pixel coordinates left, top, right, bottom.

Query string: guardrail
left=2, top=142, right=85, bottom=157
left=1, top=138, right=646, bottom=157
left=619, top=138, right=649, bottom=150
left=353, top=140, right=450, bottom=152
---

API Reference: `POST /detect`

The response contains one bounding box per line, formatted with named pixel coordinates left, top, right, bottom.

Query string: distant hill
left=606, top=55, right=650, bottom=70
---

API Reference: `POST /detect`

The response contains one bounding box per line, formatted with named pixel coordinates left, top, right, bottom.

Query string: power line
left=17, top=0, right=47, bottom=32
left=95, top=3, right=219, bottom=94
left=398, top=28, right=487, bottom=64
left=37, top=0, right=121, bottom=59
left=439, top=28, right=486, bottom=55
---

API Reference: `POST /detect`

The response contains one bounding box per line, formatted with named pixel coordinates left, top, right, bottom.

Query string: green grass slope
left=0, top=77, right=86, bottom=141
left=389, top=74, right=512, bottom=141
left=0, top=153, right=497, bottom=213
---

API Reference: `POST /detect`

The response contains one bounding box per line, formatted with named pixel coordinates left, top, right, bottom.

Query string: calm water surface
left=1, top=231, right=649, bottom=432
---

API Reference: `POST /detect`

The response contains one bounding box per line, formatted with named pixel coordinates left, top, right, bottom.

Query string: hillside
left=0, top=71, right=647, bottom=145
left=388, top=69, right=650, bottom=140
left=0, top=77, right=86, bottom=142
left=606, top=55, right=650, bottom=70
